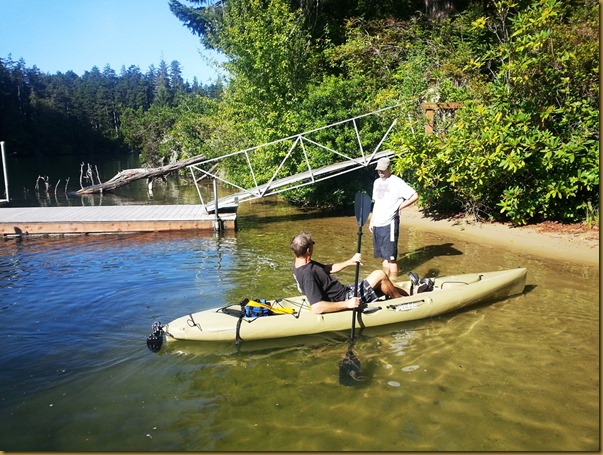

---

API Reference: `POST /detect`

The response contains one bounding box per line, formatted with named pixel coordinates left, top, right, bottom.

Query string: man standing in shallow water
left=369, top=157, right=418, bottom=278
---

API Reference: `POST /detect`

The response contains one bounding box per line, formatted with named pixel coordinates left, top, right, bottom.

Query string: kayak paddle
left=339, top=192, right=372, bottom=386
left=351, top=192, right=372, bottom=339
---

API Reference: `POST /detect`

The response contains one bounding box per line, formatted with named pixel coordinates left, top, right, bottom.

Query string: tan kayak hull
left=163, top=268, right=527, bottom=343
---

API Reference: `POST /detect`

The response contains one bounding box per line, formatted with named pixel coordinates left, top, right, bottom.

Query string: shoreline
left=400, top=205, right=599, bottom=267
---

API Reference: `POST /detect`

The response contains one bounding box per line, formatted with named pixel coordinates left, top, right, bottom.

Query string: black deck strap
left=355, top=305, right=379, bottom=329
left=356, top=311, right=366, bottom=330
left=361, top=305, right=381, bottom=314
left=186, top=313, right=203, bottom=331
left=235, top=313, right=244, bottom=346
left=355, top=304, right=381, bottom=326
left=235, top=298, right=250, bottom=346
left=217, top=305, right=244, bottom=317
left=279, top=298, right=309, bottom=318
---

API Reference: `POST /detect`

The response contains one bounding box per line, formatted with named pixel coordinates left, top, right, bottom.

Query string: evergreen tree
left=154, top=59, right=172, bottom=106
left=169, top=60, right=186, bottom=94
left=117, top=65, right=152, bottom=110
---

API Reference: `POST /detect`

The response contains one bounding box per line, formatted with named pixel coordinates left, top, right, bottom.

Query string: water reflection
left=0, top=197, right=598, bottom=451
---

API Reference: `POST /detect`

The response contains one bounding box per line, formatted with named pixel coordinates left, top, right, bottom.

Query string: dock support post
left=0, top=141, right=9, bottom=204
left=212, top=178, right=223, bottom=232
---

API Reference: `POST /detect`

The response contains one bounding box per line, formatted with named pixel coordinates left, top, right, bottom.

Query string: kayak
left=147, top=267, right=526, bottom=350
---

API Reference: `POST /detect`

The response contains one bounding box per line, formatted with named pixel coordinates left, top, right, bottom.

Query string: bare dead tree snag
left=35, top=175, right=50, bottom=194
left=79, top=163, right=85, bottom=189
left=75, top=155, right=208, bottom=195
left=94, top=164, right=101, bottom=185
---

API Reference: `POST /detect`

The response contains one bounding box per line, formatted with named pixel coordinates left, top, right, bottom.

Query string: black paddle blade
left=339, top=348, right=364, bottom=386
left=146, top=321, right=164, bottom=353
left=354, top=192, right=372, bottom=227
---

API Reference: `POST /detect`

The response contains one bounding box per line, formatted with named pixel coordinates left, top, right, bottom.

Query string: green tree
left=120, top=104, right=178, bottom=164
left=117, top=65, right=152, bottom=110
left=169, top=60, right=186, bottom=94
left=154, top=59, right=173, bottom=107
left=393, top=0, right=599, bottom=224
left=172, top=0, right=316, bottom=190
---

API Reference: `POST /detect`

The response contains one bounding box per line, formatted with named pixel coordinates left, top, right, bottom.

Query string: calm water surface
left=0, top=172, right=599, bottom=450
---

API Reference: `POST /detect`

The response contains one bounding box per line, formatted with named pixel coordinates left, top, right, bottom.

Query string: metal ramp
left=201, top=149, right=395, bottom=212
left=188, top=105, right=404, bottom=213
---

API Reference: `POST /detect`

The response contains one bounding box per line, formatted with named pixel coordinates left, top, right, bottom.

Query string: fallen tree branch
left=75, top=155, right=208, bottom=195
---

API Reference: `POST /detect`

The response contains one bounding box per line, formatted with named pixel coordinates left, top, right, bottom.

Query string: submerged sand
left=400, top=206, right=599, bottom=267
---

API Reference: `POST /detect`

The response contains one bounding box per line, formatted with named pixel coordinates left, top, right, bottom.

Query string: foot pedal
left=416, top=278, right=435, bottom=293
left=408, top=271, right=420, bottom=286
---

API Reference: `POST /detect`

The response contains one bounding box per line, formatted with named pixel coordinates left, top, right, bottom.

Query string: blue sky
left=1, top=0, right=224, bottom=83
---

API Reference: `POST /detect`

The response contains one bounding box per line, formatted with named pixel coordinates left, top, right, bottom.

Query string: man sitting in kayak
left=290, top=231, right=407, bottom=314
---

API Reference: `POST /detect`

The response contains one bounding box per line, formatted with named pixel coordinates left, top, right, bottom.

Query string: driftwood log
left=75, top=155, right=208, bottom=195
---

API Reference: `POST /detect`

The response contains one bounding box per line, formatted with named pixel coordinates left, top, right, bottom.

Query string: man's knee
left=366, top=269, right=388, bottom=286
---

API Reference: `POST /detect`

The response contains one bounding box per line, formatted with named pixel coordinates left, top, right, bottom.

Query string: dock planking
left=0, top=204, right=236, bottom=236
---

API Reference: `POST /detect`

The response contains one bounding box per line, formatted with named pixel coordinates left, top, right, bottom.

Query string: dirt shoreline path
left=400, top=205, right=599, bottom=267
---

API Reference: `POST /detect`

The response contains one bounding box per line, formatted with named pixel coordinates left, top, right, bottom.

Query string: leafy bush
left=165, top=0, right=599, bottom=225
left=390, top=0, right=599, bottom=225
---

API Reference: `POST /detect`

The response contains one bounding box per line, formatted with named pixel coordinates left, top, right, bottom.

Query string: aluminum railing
left=187, top=104, right=406, bottom=213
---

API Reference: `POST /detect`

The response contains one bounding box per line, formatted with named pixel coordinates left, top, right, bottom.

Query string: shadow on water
left=157, top=332, right=350, bottom=360
left=398, top=242, right=464, bottom=274
left=522, top=284, right=538, bottom=294
left=238, top=200, right=353, bottom=227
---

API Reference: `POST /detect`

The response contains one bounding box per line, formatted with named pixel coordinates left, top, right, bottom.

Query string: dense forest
left=0, top=56, right=222, bottom=156
left=0, top=0, right=598, bottom=225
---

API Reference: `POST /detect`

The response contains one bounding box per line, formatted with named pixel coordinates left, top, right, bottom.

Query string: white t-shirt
left=371, top=175, right=416, bottom=227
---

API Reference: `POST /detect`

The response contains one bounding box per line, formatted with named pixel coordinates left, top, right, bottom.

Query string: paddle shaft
left=351, top=223, right=363, bottom=340
left=350, top=193, right=371, bottom=340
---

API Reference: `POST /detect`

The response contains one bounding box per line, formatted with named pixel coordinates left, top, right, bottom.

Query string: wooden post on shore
left=212, top=177, right=223, bottom=232
left=420, top=102, right=462, bottom=133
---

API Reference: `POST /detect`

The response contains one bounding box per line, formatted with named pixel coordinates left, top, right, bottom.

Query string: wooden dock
left=0, top=204, right=236, bottom=236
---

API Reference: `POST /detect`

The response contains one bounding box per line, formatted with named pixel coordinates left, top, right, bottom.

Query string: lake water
left=0, top=155, right=599, bottom=450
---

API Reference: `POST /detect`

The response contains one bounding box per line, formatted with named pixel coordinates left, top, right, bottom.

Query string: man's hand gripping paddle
left=339, top=192, right=372, bottom=386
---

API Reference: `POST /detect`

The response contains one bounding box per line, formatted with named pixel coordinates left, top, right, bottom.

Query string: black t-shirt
left=293, top=260, right=348, bottom=305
